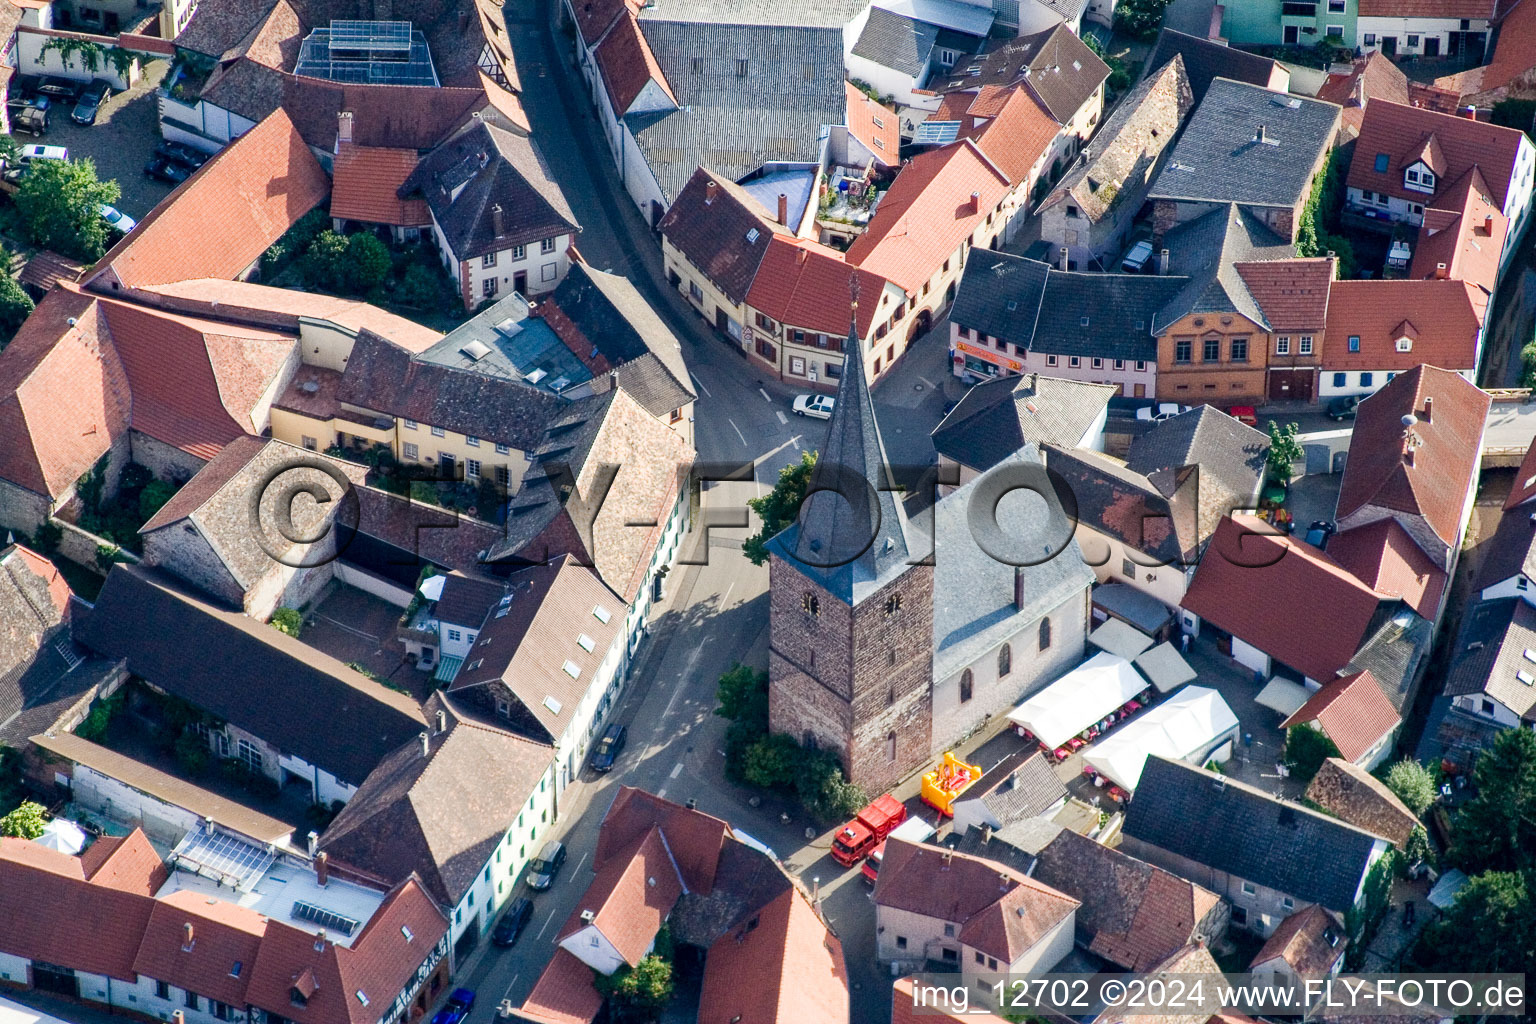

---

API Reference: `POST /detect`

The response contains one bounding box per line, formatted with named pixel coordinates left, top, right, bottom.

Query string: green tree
left=139, top=479, right=178, bottom=523
left=742, top=734, right=803, bottom=789
left=1113, top=0, right=1171, bottom=39
left=15, top=158, right=121, bottom=262
left=270, top=607, right=304, bottom=639
left=716, top=663, right=769, bottom=725
left=744, top=450, right=817, bottom=565
left=398, top=261, right=446, bottom=309
left=595, top=953, right=674, bottom=1020
left=1522, top=339, right=1536, bottom=389
left=0, top=259, right=35, bottom=350
left=1383, top=758, right=1437, bottom=817
left=303, top=230, right=351, bottom=291
left=1266, top=420, right=1304, bottom=486
left=1411, top=870, right=1536, bottom=974
left=1284, top=725, right=1339, bottom=783
left=1449, top=728, right=1536, bottom=875
left=0, top=800, right=48, bottom=839
left=1489, top=98, right=1536, bottom=136
left=345, top=232, right=392, bottom=292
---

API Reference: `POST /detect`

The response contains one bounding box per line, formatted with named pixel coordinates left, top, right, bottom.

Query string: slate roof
left=320, top=695, right=554, bottom=908
left=853, top=7, right=937, bottom=78
left=1182, top=515, right=1385, bottom=681
left=932, top=369, right=1117, bottom=473
left=1123, top=756, right=1384, bottom=912
left=1342, top=605, right=1434, bottom=716
left=1336, top=365, right=1490, bottom=556
left=1250, top=904, right=1345, bottom=977
left=947, top=250, right=1049, bottom=345
left=1153, top=204, right=1295, bottom=332
left=1322, top=280, right=1486, bottom=373
left=931, top=447, right=1096, bottom=681
left=955, top=749, right=1068, bottom=824
left=629, top=19, right=848, bottom=206
left=1148, top=78, right=1340, bottom=209
left=1144, top=29, right=1285, bottom=104
left=400, top=120, right=578, bottom=262
left=1126, top=405, right=1269, bottom=542
left=874, top=838, right=1079, bottom=963
left=658, top=167, right=788, bottom=306
left=1032, top=829, right=1222, bottom=972
left=1442, top=597, right=1536, bottom=721
left=1304, top=758, right=1420, bottom=849
left=1281, top=670, right=1401, bottom=763
left=1044, top=445, right=1199, bottom=567
left=78, top=566, right=425, bottom=787
left=769, top=322, right=915, bottom=606
left=936, top=23, right=1109, bottom=124
left=1349, top=100, right=1527, bottom=211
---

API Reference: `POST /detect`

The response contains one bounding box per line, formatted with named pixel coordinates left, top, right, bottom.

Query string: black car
left=144, top=156, right=192, bottom=184
left=590, top=723, right=627, bottom=773
left=154, top=140, right=208, bottom=169
left=1327, top=395, right=1362, bottom=421
left=71, top=81, right=110, bottom=125
left=491, top=897, right=533, bottom=947
left=36, top=76, right=80, bottom=100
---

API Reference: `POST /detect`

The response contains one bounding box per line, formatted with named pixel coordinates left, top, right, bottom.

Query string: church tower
left=766, top=321, right=934, bottom=795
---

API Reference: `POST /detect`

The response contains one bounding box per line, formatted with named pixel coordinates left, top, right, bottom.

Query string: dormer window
left=1396, top=336, right=1413, bottom=352
left=1404, top=162, right=1435, bottom=194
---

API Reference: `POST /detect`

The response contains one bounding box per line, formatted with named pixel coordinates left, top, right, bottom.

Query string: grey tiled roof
left=1152, top=204, right=1294, bottom=332
left=957, top=749, right=1067, bottom=824
left=1093, top=583, right=1176, bottom=634
left=1148, top=78, right=1340, bottom=208
left=931, top=370, right=1117, bottom=474
left=1125, top=404, right=1269, bottom=510
left=1144, top=28, right=1283, bottom=104
left=770, top=326, right=914, bottom=606
left=931, top=446, right=1095, bottom=680
left=1442, top=597, right=1536, bottom=719
left=631, top=21, right=847, bottom=205
left=638, top=0, right=868, bottom=26
left=1123, top=756, right=1384, bottom=913
left=1034, top=271, right=1188, bottom=361
left=852, top=7, right=938, bottom=78
left=948, top=251, right=1050, bottom=345
left=1043, top=446, right=1199, bottom=567
left=1343, top=607, right=1433, bottom=716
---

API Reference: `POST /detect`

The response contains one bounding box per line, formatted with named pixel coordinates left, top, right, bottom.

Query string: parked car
left=143, top=156, right=192, bottom=183
left=36, top=77, right=81, bottom=100
left=1136, top=402, right=1187, bottom=423
left=100, top=204, right=136, bottom=235
left=154, top=139, right=208, bottom=168
left=19, top=144, right=68, bottom=163
left=70, top=81, right=111, bottom=125
left=525, top=839, right=566, bottom=890
left=1121, top=239, right=1154, bottom=273
left=491, top=897, right=533, bottom=947
left=7, top=76, right=42, bottom=110
left=1304, top=520, right=1336, bottom=550
left=429, top=989, right=475, bottom=1024
left=1326, top=395, right=1362, bottom=421
left=13, top=105, right=48, bottom=137
left=1226, top=405, right=1258, bottom=426
left=590, top=723, right=627, bottom=773
left=793, top=394, right=835, bottom=419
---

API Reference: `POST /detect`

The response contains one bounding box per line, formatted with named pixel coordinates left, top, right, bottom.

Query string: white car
left=1135, top=402, right=1188, bottom=422
left=100, top=204, right=136, bottom=234
left=793, top=394, right=835, bottom=419
left=19, top=144, right=67, bottom=162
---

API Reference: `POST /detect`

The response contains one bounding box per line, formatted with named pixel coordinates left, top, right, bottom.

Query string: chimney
left=1483, top=215, right=1494, bottom=234
left=796, top=247, right=808, bottom=266
left=172, top=1013, right=185, bottom=1024
left=491, top=203, right=504, bottom=238
left=1352, top=74, right=1364, bottom=107
left=1423, top=396, right=1432, bottom=423
left=777, top=192, right=788, bottom=226
left=1058, top=246, right=1069, bottom=272
left=1404, top=447, right=1415, bottom=468
left=970, top=191, right=981, bottom=214
left=1465, top=104, right=1477, bottom=120
left=182, top=923, right=195, bottom=951
left=705, top=180, right=718, bottom=204
left=1158, top=248, right=1170, bottom=275
left=1255, top=124, right=1267, bottom=144
left=419, top=730, right=430, bottom=757
left=941, top=850, right=953, bottom=869
left=306, top=830, right=319, bottom=857
left=1435, top=262, right=1448, bottom=279
left=435, top=708, right=446, bottom=734
left=1013, top=566, right=1026, bottom=610
left=315, top=851, right=329, bottom=887
left=337, top=111, right=354, bottom=146
left=314, top=930, right=326, bottom=953
left=998, top=871, right=1010, bottom=892
left=980, top=823, right=992, bottom=845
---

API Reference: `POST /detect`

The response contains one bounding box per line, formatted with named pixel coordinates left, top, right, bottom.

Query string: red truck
left=830, top=793, right=907, bottom=867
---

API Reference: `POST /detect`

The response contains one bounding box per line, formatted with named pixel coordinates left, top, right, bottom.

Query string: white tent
left=1088, top=618, right=1154, bottom=661
left=418, top=574, right=446, bottom=601
left=34, top=819, right=86, bottom=855
left=1134, top=642, right=1197, bottom=693
left=1256, top=677, right=1311, bottom=717
left=1008, top=652, right=1147, bottom=748
left=1082, top=686, right=1240, bottom=791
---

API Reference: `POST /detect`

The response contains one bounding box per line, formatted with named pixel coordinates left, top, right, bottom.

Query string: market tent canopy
left=1088, top=618, right=1154, bottom=661
left=1082, top=685, right=1239, bottom=791
left=35, top=819, right=87, bottom=854
left=1427, top=868, right=1468, bottom=910
left=419, top=574, right=446, bottom=601
left=1134, top=641, right=1197, bottom=693
left=1256, top=677, right=1311, bottom=717
left=1007, top=652, right=1146, bottom=748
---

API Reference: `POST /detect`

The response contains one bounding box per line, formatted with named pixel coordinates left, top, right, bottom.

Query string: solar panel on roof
left=172, top=826, right=275, bottom=891
left=293, top=899, right=361, bottom=937
left=913, top=120, right=961, bottom=145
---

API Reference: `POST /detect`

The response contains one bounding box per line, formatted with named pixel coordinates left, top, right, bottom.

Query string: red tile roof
left=1336, top=365, right=1490, bottom=553
left=1359, top=0, right=1494, bottom=15
left=845, top=82, right=900, bottom=167
left=87, top=108, right=330, bottom=291
left=595, top=786, right=728, bottom=895
left=133, top=889, right=268, bottom=1009
left=594, top=13, right=673, bottom=116
left=1250, top=904, right=1345, bottom=976
left=954, top=85, right=1060, bottom=186
left=556, top=826, right=683, bottom=966
left=1317, top=52, right=1409, bottom=110
left=1182, top=515, right=1384, bottom=680
left=518, top=949, right=604, bottom=1024
left=1327, top=517, right=1448, bottom=618
left=1409, top=167, right=1507, bottom=297
left=846, top=140, right=1012, bottom=294
left=331, top=144, right=431, bottom=227
left=1233, top=258, right=1333, bottom=332
left=1322, top=279, right=1485, bottom=372
left=893, top=976, right=1010, bottom=1024
left=747, top=236, right=892, bottom=337
left=1477, top=0, right=1536, bottom=94
left=1347, top=101, right=1526, bottom=213
left=698, top=887, right=849, bottom=1024
left=6, top=542, right=73, bottom=618
left=80, top=830, right=168, bottom=895
left=1282, top=670, right=1401, bottom=762
left=573, top=0, right=638, bottom=47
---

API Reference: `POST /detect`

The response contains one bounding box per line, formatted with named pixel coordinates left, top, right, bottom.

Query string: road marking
left=656, top=787, right=667, bottom=799
left=792, top=437, right=801, bottom=450
left=918, top=375, right=936, bottom=389
left=572, top=851, right=588, bottom=874
left=728, top=419, right=747, bottom=446
left=501, top=974, right=520, bottom=1001
left=776, top=410, right=788, bottom=425
left=759, top=388, right=772, bottom=402
left=535, top=907, right=560, bottom=940
left=689, top=372, right=712, bottom=398
left=669, top=762, right=684, bottom=779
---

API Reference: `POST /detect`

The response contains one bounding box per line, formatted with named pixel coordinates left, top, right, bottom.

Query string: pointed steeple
left=772, top=314, right=913, bottom=605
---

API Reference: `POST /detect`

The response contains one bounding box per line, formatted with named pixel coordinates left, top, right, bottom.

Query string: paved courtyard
left=301, top=582, right=433, bottom=701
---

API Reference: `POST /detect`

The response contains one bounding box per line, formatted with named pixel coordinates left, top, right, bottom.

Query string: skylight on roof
left=1374, top=153, right=1390, bottom=173
left=746, top=228, right=760, bottom=243
left=578, top=634, right=595, bottom=652
left=562, top=660, right=581, bottom=679
left=1519, top=671, right=1535, bottom=686
left=461, top=339, right=493, bottom=361
left=295, top=20, right=439, bottom=87
left=1524, top=648, right=1536, bottom=663
left=593, top=605, right=612, bottom=624
left=544, top=694, right=564, bottom=714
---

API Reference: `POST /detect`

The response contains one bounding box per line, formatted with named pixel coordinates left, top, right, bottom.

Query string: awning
left=1134, top=642, right=1197, bottom=693
left=35, top=819, right=87, bottom=854
left=1427, top=868, right=1468, bottom=910
left=433, top=655, right=463, bottom=684
left=1255, top=677, right=1311, bottom=717
left=1008, top=653, right=1147, bottom=748
left=1082, top=686, right=1239, bottom=791
left=1089, top=618, right=1154, bottom=661
left=419, top=573, right=446, bottom=601
left=1092, top=583, right=1174, bottom=635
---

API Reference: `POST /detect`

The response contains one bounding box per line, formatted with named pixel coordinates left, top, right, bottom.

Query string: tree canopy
left=16, top=158, right=120, bottom=262
left=743, top=450, right=817, bottom=565
left=1383, top=758, right=1437, bottom=817
left=1449, top=728, right=1536, bottom=875
left=0, top=800, right=48, bottom=839
left=1266, top=421, right=1304, bottom=486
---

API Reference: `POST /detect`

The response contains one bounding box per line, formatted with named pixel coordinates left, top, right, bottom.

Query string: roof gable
left=1347, top=100, right=1527, bottom=210
left=1281, top=670, right=1401, bottom=762
left=658, top=167, right=788, bottom=305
